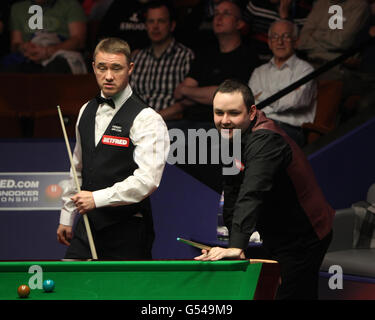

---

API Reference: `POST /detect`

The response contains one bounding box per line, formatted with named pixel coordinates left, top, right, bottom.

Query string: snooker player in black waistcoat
left=57, top=37, right=170, bottom=260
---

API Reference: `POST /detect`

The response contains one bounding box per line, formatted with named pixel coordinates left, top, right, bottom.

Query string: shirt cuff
left=92, top=189, right=109, bottom=208
left=59, top=208, right=77, bottom=227
left=229, top=232, right=250, bottom=250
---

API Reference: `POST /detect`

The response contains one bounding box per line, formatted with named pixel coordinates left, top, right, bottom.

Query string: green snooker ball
left=17, top=284, right=30, bottom=298
left=43, top=279, right=55, bottom=292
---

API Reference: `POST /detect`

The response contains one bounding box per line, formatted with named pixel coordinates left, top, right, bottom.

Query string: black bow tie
left=96, top=95, right=115, bottom=108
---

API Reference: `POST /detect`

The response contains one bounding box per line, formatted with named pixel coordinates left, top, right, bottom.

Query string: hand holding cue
left=177, top=237, right=277, bottom=264
left=57, top=106, right=98, bottom=260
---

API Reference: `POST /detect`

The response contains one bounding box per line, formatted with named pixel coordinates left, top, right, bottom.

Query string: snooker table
left=0, top=260, right=279, bottom=300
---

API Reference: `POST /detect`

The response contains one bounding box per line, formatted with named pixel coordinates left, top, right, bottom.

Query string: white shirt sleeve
left=92, top=108, right=170, bottom=208
left=269, top=64, right=316, bottom=113
left=59, top=103, right=87, bottom=226
left=59, top=105, right=170, bottom=226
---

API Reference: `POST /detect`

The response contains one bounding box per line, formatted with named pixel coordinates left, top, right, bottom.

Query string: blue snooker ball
left=43, top=279, right=55, bottom=292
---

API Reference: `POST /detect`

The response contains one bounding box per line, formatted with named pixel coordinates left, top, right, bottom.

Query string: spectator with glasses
left=172, top=0, right=259, bottom=131
left=249, top=19, right=316, bottom=147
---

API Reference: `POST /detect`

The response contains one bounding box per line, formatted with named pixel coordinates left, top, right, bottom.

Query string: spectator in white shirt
left=249, top=19, right=316, bottom=147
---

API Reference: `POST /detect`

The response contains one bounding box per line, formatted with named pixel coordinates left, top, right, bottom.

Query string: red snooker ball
left=17, top=284, right=30, bottom=298
left=45, top=184, right=63, bottom=200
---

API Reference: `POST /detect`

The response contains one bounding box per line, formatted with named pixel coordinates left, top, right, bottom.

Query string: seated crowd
left=0, top=0, right=374, bottom=145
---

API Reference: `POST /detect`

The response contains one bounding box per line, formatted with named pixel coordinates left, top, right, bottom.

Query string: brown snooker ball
left=17, top=284, right=30, bottom=298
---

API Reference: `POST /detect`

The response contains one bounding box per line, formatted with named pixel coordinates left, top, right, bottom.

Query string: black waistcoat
left=78, top=93, right=152, bottom=230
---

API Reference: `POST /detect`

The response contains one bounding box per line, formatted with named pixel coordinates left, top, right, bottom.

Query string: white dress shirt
left=249, top=54, right=317, bottom=127
left=59, top=85, right=170, bottom=226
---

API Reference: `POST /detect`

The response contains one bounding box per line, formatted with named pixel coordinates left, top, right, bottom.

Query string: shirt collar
left=147, top=38, right=176, bottom=58
left=100, top=84, right=132, bottom=109
left=269, top=54, right=297, bottom=70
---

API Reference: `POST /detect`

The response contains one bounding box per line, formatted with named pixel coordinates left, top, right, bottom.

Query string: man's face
left=92, top=51, right=134, bottom=97
left=145, top=6, right=175, bottom=44
left=213, top=91, right=256, bottom=139
left=268, top=22, right=296, bottom=61
left=213, top=1, right=243, bottom=36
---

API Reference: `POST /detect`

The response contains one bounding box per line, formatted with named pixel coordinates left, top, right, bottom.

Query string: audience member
left=0, top=4, right=8, bottom=60
left=244, top=0, right=313, bottom=63
left=340, top=5, right=375, bottom=120
left=96, top=0, right=151, bottom=53
left=87, top=0, right=113, bottom=21
left=172, top=0, right=259, bottom=130
left=249, top=20, right=316, bottom=147
left=297, top=0, right=369, bottom=80
left=172, top=0, right=221, bottom=54
left=84, top=0, right=114, bottom=53
left=2, top=0, right=87, bottom=74
left=0, top=2, right=19, bottom=62
left=130, top=1, right=194, bottom=121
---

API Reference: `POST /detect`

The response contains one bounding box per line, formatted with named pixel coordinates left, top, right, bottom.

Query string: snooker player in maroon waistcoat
left=195, top=79, right=335, bottom=300
left=57, top=37, right=170, bottom=260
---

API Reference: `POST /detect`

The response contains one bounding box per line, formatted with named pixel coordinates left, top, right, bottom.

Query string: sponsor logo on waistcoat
left=102, top=135, right=129, bottom=147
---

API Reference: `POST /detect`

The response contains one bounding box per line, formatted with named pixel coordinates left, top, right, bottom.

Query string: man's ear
left=249, top=105, right=257, bottom=121
left=170, top=20, right=176, bottom=33
left=128, top=62, right=135, bottom=76
left=236, top=19, right=246, bottom=32
left=293, top=36, right=299, bottom=49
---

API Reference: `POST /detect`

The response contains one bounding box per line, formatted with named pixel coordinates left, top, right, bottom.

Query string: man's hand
left=57, top=224, right=73, bottom=246
left=174, top=83, right=187, bottom=101
left=71, top=191, right=95, bottom=214
left=194, top=247, right=245, bottom=261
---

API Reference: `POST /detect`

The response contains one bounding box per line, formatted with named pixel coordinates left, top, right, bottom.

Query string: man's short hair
left=146, top=0, right=176, bottom=22
left=268, top=19, right=299, bottom=39
left=215, top=0, right=244, bottom=20
left=214, top=79, right=255, bottom=112
left=93, top=37, right=132, bottom=64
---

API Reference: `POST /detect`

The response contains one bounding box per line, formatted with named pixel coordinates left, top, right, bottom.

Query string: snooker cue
left=177, top=237, right=277, bottom=264
left=57, top=106, right=98, bottom=260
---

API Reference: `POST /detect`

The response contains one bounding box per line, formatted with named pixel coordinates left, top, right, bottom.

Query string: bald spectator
left=244, top=0, right=313, bottom=63
left=249, top=20, right=316, bottom=147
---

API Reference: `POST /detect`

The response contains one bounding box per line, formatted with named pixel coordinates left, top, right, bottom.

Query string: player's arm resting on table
left=195, top=132, right=291, bottom=260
